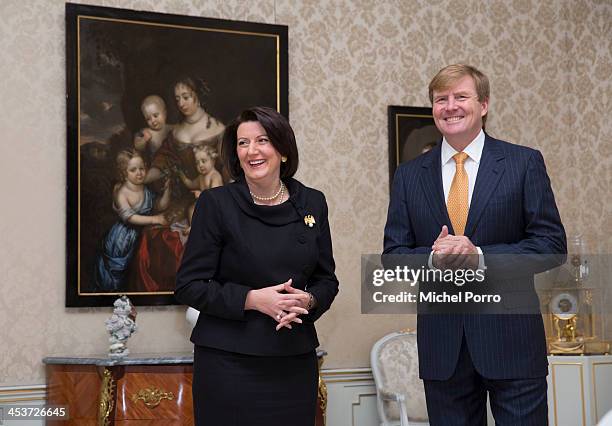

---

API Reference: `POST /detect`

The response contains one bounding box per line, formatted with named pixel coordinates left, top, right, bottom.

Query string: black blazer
left=175, top=178, right=339, bottom=356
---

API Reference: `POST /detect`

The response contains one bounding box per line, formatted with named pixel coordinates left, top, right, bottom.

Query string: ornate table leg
left=317, top=356, right=327, bottom=426
left=98, top=368, right=115, bottom=426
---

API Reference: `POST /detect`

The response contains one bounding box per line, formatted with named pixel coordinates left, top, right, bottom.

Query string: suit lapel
left=464, top=136, right=505, bottom=237
left=419, top=144, right=452, bottom=230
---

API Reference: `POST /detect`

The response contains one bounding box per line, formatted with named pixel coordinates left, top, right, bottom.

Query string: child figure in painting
left=95, top=150, right=171, bottom=291
left=179, top=145, right=223, bottom=235
left=179, top=144, right=223, bottom=195
left=133, top=95, right=173, bottom=158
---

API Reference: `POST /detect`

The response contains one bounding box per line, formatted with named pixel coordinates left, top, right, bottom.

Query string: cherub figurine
left=105, top=295, right=138, bottom=358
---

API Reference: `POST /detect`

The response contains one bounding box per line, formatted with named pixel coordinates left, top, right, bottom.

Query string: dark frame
left=387, top=105, right=441, bottom=190
left=66, top=3, right=288, bottom=307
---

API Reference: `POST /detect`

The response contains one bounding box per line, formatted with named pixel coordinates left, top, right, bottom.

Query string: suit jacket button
left=298, top=234, right=307, bottom=244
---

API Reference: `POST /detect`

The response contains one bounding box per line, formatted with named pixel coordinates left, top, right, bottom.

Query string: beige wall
left=0, top=0, right=609, bottom=385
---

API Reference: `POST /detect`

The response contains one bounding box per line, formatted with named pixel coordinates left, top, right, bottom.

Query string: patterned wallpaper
left=0, top=0, right=609, bottom=385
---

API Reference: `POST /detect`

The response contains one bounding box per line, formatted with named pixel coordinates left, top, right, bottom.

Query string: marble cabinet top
left=42, top=352, right=195, bottom=366
left=43, top=348, right=327, bottom=366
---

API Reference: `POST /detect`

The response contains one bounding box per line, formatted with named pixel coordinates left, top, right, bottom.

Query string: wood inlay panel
left=115, top=365, right=193, bottom=421
left=46, top=364, right=101, bottom=424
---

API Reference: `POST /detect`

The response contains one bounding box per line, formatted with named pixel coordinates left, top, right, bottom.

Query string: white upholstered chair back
left=370, top=330, right=429, bottom=426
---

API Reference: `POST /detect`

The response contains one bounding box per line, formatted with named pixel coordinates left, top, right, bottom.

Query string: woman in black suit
left=175, top=106, right=339, bottom=425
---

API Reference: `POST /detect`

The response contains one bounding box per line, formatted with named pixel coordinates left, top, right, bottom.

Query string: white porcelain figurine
left=105, top=295, right=137, bottom=358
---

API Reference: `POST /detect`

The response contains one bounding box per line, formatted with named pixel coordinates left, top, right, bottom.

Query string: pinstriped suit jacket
left=383, top=134, right=566, bottom=380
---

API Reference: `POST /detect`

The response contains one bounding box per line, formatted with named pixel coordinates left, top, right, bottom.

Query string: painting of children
left=94, top=150, right=170, bottom=291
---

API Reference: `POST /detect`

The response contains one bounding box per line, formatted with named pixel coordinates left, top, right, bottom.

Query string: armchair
left=370, top=330, right=429, bottom=426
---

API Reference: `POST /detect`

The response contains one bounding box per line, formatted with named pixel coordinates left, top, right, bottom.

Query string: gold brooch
left=304, top=215, right=316, bottom=228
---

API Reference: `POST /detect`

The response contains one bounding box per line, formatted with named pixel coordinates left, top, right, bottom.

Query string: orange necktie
left=447, top=152, right=469, bottom=235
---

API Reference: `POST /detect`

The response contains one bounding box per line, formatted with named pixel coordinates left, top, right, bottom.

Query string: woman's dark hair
left=221, top=107, right=299, bottom=180
left=173, top=76, right=210, bottom=108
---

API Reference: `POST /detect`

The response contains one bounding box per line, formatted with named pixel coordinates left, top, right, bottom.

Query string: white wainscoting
left=323, top=356, right=612, bottom=426
left=0, top=384, right=46, bottom=426
left=322, top=368, right=379, bottom=426
left=321, top=368, right=492, bottom=426
left=548, top=354, right=612, bottom=426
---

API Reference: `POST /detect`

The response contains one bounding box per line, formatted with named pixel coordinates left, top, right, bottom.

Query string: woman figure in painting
left=145, top=77, right=225, bottom=218
left=175, top=107, right=339, bottom=425
left=94, top=150, right=171, bottom=291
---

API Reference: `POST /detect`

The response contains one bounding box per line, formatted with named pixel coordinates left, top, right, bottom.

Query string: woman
left=175, top=107, right=339, bottom=425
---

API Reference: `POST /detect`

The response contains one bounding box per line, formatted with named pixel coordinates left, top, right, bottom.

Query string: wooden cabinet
left=45, top=357, right=194, bottom=425
left=44, top=352, right=327, bottom=425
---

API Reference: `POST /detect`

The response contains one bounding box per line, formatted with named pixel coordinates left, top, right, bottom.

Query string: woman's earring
left=281, top=156, right=287, bottom=163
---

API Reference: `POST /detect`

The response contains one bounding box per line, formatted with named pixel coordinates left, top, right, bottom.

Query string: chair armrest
left=378, top=388, right=411, bottom=426
left=380, top=388, right=406, bottom=402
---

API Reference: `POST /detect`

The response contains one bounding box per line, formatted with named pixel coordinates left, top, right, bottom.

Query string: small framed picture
left=387, top=106, right=441, bottom=190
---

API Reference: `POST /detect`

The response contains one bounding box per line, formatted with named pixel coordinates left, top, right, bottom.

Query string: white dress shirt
left=429, top=129, right=486, bottom=269
left=440, top=129, right=485, bottom=207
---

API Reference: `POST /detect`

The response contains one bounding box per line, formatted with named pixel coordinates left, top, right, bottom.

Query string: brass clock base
left=549, top=341, right=610, bottom=355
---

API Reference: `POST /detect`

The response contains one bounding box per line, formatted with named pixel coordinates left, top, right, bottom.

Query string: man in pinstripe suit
left=383, top=64, right=566, bottom=425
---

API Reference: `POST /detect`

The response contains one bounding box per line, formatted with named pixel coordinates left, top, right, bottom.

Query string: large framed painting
left=387, top=106, right=441, bottom=190
left=66, top=3, right=288, bottom=306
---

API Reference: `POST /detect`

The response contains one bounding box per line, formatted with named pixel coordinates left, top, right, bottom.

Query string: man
left=383, top=64, right=566, bottom=425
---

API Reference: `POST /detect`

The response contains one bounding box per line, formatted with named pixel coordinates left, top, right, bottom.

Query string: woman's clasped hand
left=244, top=278, right=310, bottom=330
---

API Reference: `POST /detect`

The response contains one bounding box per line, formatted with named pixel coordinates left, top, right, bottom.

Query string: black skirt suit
left=175, top=177, right=339, bottom=425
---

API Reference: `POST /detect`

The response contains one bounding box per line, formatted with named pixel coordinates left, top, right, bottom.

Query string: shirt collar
left=440, top=129, right=485, bottom=165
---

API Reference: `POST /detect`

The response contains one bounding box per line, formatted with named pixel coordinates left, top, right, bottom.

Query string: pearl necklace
left=250, top=181, right=285, bottom=204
